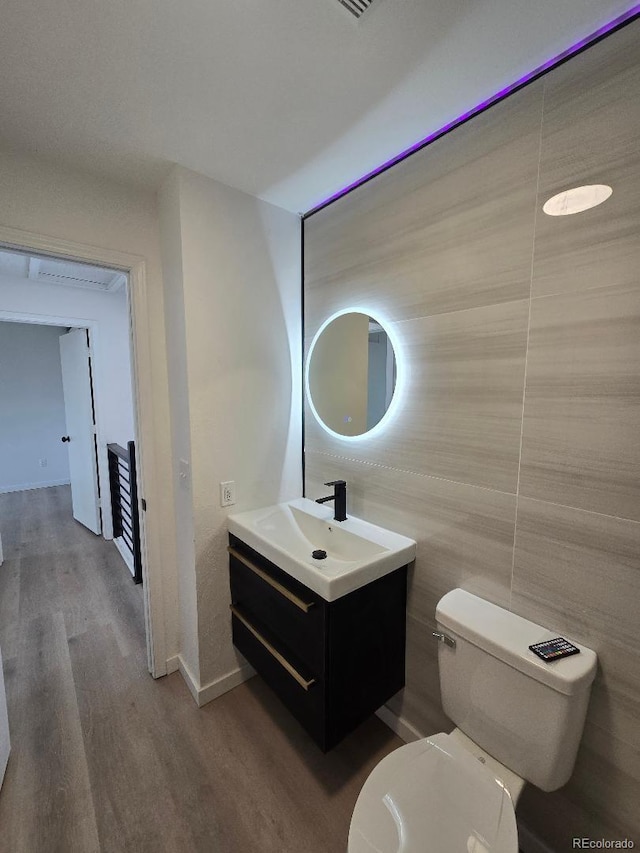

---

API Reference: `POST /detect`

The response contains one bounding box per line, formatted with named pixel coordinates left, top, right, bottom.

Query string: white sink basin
left=228, top=497, right=416, bottom=601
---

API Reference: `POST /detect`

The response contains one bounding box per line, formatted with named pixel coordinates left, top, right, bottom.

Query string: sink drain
left=312, top=549, right=327, bottom=560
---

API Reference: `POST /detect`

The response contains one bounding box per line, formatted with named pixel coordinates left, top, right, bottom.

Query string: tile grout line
left=389, top=296, right=530, bottom=327
left=304, top=257, right=628, bottom=347
left=512, top=493, right=640, bottom=527
left=306, top=267, right=619, bottom=337
left=509, top=85, right=545, bottom=612
left=304, top=271, right=630, bottom=343
left=305, top=448, right=518, bottom=498
left=304, top=295, right=532, bottom=339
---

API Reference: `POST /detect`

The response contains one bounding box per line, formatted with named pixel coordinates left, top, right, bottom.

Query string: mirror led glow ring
left=305, top=308, right=407, bottom=442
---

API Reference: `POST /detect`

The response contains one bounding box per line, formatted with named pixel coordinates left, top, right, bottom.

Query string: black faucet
left=316, top=480, right=347, bottom=522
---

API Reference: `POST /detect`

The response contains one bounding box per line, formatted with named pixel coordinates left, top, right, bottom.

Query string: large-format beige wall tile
left=306, top=450, right=516, bottom=619
left=304, top=83, right=542, bottom=328
left=512, top=496, right=640, bottom=843
left=519, top=284, right=640, bottom=521
left=570, top=723, right=640, bottom=843
left=387, top=613, right=452, bottom=739
left=520, top=722, right=640, bottom=847
left=589, top=675, right=640, bottom=754
left=511, top=497, right=640, bottom=748
left=306, top=299, right=529, bottom=492
left=519, top=748, right=639, bottom=850
left=533, top=24, right=640, bottom=299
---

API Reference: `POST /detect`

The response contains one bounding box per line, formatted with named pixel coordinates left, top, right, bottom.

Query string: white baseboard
left=198, top=663, right=256, bottom=707
left=0, top=479, right=70, bottom=494
left=177, top=654, right=255, bottom=708
left=517, top=821, right=556, bottom=853
left=165, top=655, right=180, bottom=675
left=375, top=704, right=423, bottom=743
left=177, top=655, right=201, bottom=704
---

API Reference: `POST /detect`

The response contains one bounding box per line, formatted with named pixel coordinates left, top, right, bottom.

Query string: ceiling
left=0, top=0, right=633, bottom=213
left=0, top=249, right=126, bottom=293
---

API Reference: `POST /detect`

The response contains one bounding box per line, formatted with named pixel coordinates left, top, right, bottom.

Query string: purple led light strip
left=304, top=4, right=640, bottom=218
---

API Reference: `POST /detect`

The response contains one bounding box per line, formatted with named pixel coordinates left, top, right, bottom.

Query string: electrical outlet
left=39, top=458, right=47, bottom=468
left=220, top=481, right=235, bottom=507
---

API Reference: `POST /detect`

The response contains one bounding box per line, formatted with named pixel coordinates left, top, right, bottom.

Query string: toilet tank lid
left=436, top=590, right=597, bottom=695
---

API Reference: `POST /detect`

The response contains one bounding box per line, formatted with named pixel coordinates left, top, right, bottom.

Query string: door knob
left=61, top=436, right=70, bottom=443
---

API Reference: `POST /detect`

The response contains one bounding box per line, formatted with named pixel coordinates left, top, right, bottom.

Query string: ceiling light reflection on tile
left=542, top=185, right=612, bottom=216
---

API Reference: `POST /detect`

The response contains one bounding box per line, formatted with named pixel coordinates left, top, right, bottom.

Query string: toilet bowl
left=348, top=589, right=597, bottom=853
left=348, top=731, right=520, bottom=853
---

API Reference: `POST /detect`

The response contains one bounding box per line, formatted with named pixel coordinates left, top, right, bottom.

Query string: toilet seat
left=348, top=733, right=518, bottom=853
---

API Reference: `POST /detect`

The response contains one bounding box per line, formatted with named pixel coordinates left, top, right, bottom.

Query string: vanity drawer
left=228, top=542, right=327, bottom=675
left=231, top=606, right=326, bottom=748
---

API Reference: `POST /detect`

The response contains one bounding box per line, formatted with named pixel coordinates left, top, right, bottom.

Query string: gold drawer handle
left=228, top=546, right=315, bottom=613
left=230, top=606, right=316, bottom=691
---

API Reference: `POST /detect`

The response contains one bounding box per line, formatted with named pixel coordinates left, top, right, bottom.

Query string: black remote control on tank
left=529, top=637, right=581, bottom=662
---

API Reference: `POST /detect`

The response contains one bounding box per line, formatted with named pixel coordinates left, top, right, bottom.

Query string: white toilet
left=349, top=589, right=597, bottom=853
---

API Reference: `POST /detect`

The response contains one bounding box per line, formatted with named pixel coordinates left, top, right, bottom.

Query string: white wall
left=0, top=322, right=70, bottom=492
left=160, top=166, right=302, bottom=696
left=0, top=275, right=135, bottom=536
left=0, top=148, right=179, bottom=669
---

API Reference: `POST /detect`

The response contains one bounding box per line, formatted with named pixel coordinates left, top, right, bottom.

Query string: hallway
left=0, top=486, right=401, bottom=852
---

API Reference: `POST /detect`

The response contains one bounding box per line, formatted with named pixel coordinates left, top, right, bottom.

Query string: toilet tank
left=435, top=590, right=597, bottom=792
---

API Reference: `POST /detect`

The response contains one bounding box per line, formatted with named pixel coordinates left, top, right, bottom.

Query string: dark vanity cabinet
left=228, top=533, right=408, bottom=752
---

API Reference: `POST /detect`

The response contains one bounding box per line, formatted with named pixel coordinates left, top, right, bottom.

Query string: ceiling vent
left=0, top=248, right=126, bottom=292
left=36, top=258, right=126, bottom=292
left=337, top=0, right=374, bottom=19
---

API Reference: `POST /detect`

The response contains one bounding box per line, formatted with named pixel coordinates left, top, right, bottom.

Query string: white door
left=59, top=329, right=101, bottom=534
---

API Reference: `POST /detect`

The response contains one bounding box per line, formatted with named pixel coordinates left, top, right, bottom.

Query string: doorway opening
left=0, top=245, right=150, bottom=665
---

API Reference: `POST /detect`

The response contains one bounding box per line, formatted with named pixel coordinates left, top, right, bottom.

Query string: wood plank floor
left=0, top=486, right=403, bottom=852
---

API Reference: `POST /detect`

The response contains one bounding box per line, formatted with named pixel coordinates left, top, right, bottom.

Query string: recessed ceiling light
left=543, top=184, right=612, bottom=216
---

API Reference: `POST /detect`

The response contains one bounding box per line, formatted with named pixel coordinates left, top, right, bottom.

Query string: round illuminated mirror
left=306, top=312, right=398, bottom=438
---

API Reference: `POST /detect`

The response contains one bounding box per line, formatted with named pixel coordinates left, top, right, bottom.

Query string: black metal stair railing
left=107, top=441, right=142, bottom=584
